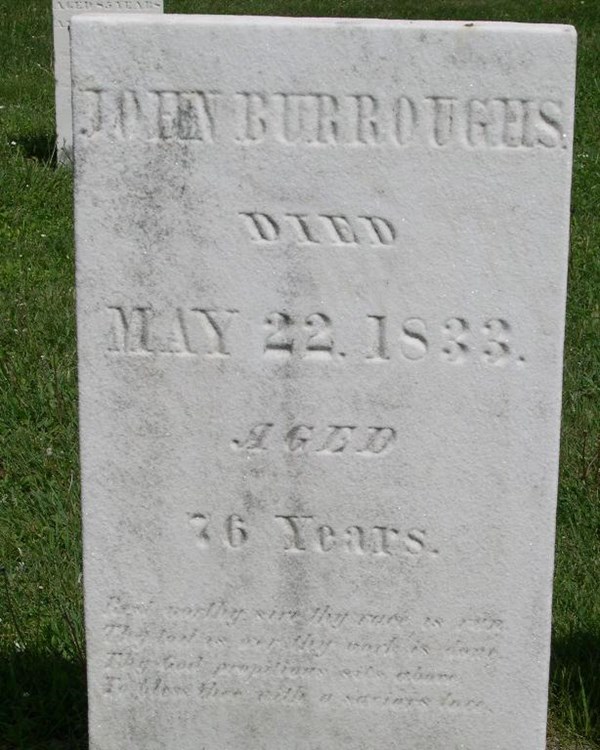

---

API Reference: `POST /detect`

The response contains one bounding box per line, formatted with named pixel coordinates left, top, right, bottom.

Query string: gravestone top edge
left=70, top=13, right=576, bottom=35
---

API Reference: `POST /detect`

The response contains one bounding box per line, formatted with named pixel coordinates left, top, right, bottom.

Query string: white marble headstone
left=52, top=0, right=163, bottom=162
left=72, top=15, right=576, bottom=750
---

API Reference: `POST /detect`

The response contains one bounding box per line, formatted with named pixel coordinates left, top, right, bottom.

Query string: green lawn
left=0, top=0, right=598, bottom=748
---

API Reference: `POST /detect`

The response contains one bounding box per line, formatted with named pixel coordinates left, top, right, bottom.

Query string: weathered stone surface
left=72, top=15, right=576, bottom=750
left=52, top=0, right=162, bottom=161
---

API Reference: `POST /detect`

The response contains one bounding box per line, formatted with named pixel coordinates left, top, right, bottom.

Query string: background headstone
left=52, top=0, right=163, bottom=162
left=72, top=15, right=576, bottom=750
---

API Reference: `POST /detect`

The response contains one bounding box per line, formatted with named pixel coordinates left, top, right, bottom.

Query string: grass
left=0, top=0, right=598, bottom=748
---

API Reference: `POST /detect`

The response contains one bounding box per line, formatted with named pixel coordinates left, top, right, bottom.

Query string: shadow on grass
left=551, top=631, right=600, bottom=744
left=9, top=133, right=59, bottom=168
left=0, top=635, right=597, bottom=748
left=0, top=651, right=87, bottom=750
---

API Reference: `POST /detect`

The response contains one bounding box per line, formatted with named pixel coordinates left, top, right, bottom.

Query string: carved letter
left=236, top=92, right=267, bottom=142
left=358, top=216, right=396, bottom=246
left=188, top=513, right=210, bottom=548
left=284, top=214, right=319, bottom=244
left=537, top=100, right=565, bottom=148
left=372, top=526, right=398, bottom=555
left=191, top=308, right=238, bottom=356
left=317, top=94, right=340, bottom=144
left=280, top=94, right=319, bottom=144
left=345, top=526, right=366, bottom=554
left=240, top=212, right=280, bottom=242
left=163, top=308, right=193, bottom=354
left=318, top=525, right=336, bottom=552
left=400, top=318, right=428, bottom=361
left=357, top=427, right=397, bottom=455
left=467, top=99, right=503, bottom=148
left=107, top=306, right=152, bottom=353
left=394, top=96, right=417, bottom=145
left=275, top=515, right=314, bottom=551
left=503, top=99, right=525, bottom=148
left=353, top=95, right=380, bottom=144
left=225, top=515, right=248, bottom=548
left=232, top=423, right=274, bottom=451
left=320, top=215, right=358, bottom=245
left=366, top=315, right=390, bottom=361
left=157, top=91, right=218, bottom=141
left=286, top=424, right=314, bottom=453
left=115, top=90, right=158, bottom=139
left=317, top=425, right=356, bottom=454
left=405, top=529, right=426, bottom=555
left=427, top=97, right=457, bottom=147
left=78, top=89, right=102, bottom=137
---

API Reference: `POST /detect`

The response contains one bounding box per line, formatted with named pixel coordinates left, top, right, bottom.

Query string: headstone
left=52, top=0, right=163, bottom=161
left=72, top=15, right=576, bottom=750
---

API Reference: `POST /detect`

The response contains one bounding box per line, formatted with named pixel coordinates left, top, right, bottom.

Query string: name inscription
left=77, top=89, right=568, bottom=150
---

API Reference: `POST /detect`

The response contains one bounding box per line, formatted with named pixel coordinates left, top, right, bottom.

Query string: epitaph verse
left=72, top=16, right=576, bottom=750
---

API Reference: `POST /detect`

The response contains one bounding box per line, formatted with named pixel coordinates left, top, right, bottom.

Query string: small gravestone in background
left=52, top=0, right=163, bottom=162
left=71, top=15, right=576, bottom=750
